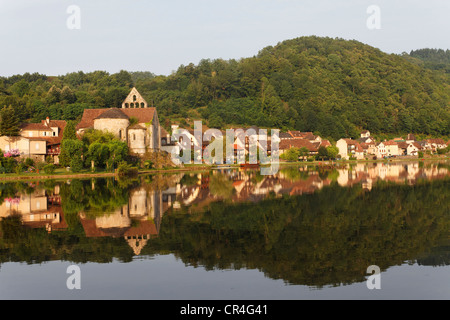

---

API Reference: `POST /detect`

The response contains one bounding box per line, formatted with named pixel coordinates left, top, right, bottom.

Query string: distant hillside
left=0, top=36, right=449, bottom=140
left=406, top=48, right=450, bottom=73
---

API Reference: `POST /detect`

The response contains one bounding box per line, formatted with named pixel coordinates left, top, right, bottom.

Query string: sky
left=0, top=0, right=449, bottom=77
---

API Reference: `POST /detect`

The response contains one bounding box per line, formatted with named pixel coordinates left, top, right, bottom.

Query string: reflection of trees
left=209, top=173, right=235, bottom=200
left=147, top=178, right=450, bottom=287
left=0, top=212, right=135, bottom=264
left=0, top=175, right=448, bottom=287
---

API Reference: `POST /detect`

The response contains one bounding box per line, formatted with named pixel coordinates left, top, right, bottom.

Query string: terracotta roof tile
left=279, top=139, right=318, bottom=151
left=76, top=108, right=156, bottom=130
left=20, top=123, right=52, bottom=131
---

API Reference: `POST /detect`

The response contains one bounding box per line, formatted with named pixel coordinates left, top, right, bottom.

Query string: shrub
left=24, top=158, right=34, bottom=168
left=70, top=157, right=83, bottom=173
left=43, top=163, right=56, bottom=174
left=143, top=160, right=153, bottom=169
left=117, top=161, right=138, bottom=177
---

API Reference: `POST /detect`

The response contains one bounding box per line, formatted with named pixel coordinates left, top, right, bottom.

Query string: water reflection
left=0, top=161, right=449, bottom=287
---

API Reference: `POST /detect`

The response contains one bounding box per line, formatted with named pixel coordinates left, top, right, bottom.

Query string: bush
left=14, top=163, right=25, bottom=174
left=418, top=151, right=424, bottom=158
left=117, top=161, right=138, bottom=177
left=43, top=163, right=56, bottom=174
left=70, top=157, right=83, bottom=173
left=143, top=160, right=153, bottom=169
left=24, top=158, right=34, bottom=167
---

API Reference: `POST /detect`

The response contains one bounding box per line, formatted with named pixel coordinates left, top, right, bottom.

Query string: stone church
left=76, top=87, right=160, bottom=155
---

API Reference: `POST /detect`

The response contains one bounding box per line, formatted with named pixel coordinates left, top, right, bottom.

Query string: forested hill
left=0, top=36, right=449, bottom=140
left=406, top=48, right=450, bottom=73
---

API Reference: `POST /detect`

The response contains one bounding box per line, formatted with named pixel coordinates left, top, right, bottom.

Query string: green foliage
left=106, top=140, right=129, bottom=170
left=60, top=139, right=83, bottom=167
left=81, top=129, right=115, bottom=145
left=43, top=163, right=56, bottom=174
left=318, top=146, right=328, bottom=160
left=0, top=105, right=20, bottom=136
left=280, top=147, right=300, bottom=162
left=61, top=120, right=77, bottom=141
left=407, top=48, right=450, bottom=73
left=326, top=146, right=339, bottom=160
left=116, top=161, right=138, bottom=177
left=0, top=39, right=449, bottom=141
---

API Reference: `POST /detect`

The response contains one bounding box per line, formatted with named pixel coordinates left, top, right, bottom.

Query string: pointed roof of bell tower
left=122, top=87, right=149, bottom=109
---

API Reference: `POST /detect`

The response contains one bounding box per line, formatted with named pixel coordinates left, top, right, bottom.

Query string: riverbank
left=0, top=156, right=447, bottom=181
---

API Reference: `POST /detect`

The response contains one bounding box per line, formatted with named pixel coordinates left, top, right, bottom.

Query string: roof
left=397, top=142, right=408, bottom=149
left=20, top=123, right=52, bottom=131
left=342, top=138, right=358, bottom=145
left=128, top=124, right=146, bottom=130
left=77, top=107, right=156, bottom=130
left=279, top=139, right=318, bottom=152
left=94, top=108, right=130, bottom=120
left=320, top=140, right=331, bottom=147
left=279, top=132, right=293, bottom=139
left=426, top=138, right=446, bottom=144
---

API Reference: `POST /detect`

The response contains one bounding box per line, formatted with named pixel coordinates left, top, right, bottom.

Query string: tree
left=0, top=106, right=20, bottom=137
left=281, top=147, right=300, bottom=162
left=298, top=147, right=310, bottom=160
left=318, top=146, right=328, bottom=161
left=60, top=139, right=83, bottom=168
left=106, top=140, right=128, bottom=170
left=326, top=146, right=339, bottom=160
left=62, top=120, right=77, bottom=140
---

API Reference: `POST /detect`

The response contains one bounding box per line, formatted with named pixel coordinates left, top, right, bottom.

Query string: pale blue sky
left=0, top=0, right=449, bottom=77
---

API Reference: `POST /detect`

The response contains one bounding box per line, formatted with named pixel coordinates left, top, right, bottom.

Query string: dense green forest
left=406, top=48, right=450, bottom=74
left=1, top=36, right=449, bottom=141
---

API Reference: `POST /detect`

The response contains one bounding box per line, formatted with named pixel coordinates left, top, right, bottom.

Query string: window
left=133, top=95, right=137, bottom=102
left=119, top=130, right=122, bottom=139
left=130, top=103, right=134, bottom=108
left=141, top=102, right=145, bottom=108
left=125, top=103, right=129, bottom=108
left=133, top=134, right=136, bottom=141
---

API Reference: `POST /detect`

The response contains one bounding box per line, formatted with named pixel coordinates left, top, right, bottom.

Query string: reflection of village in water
left=0, top=161, right=449, bottom=255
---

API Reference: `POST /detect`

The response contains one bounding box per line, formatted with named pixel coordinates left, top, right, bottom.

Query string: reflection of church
left=0, top=182, right=175, bottom=256
left=79, top=186, right=167, bottom=255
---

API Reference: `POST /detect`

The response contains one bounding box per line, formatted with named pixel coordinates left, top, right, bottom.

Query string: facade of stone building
left=76, top=88, right=160, bottom=155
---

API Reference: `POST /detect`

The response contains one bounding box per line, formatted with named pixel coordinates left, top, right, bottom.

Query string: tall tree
left=0, top=105, right=20, bottom=136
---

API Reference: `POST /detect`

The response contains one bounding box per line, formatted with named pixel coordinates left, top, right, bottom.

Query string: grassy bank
left=0, top=156, right=447, bottom=182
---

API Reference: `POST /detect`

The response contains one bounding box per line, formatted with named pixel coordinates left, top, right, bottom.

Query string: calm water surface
left=0, top=161, right=449, bottom=299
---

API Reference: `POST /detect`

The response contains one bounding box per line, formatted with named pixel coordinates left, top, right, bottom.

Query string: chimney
left=46, top=117, right=50, bottom=125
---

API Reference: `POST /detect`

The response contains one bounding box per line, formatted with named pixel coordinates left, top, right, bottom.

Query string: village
left=0, top=87, right=449, bottom=171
